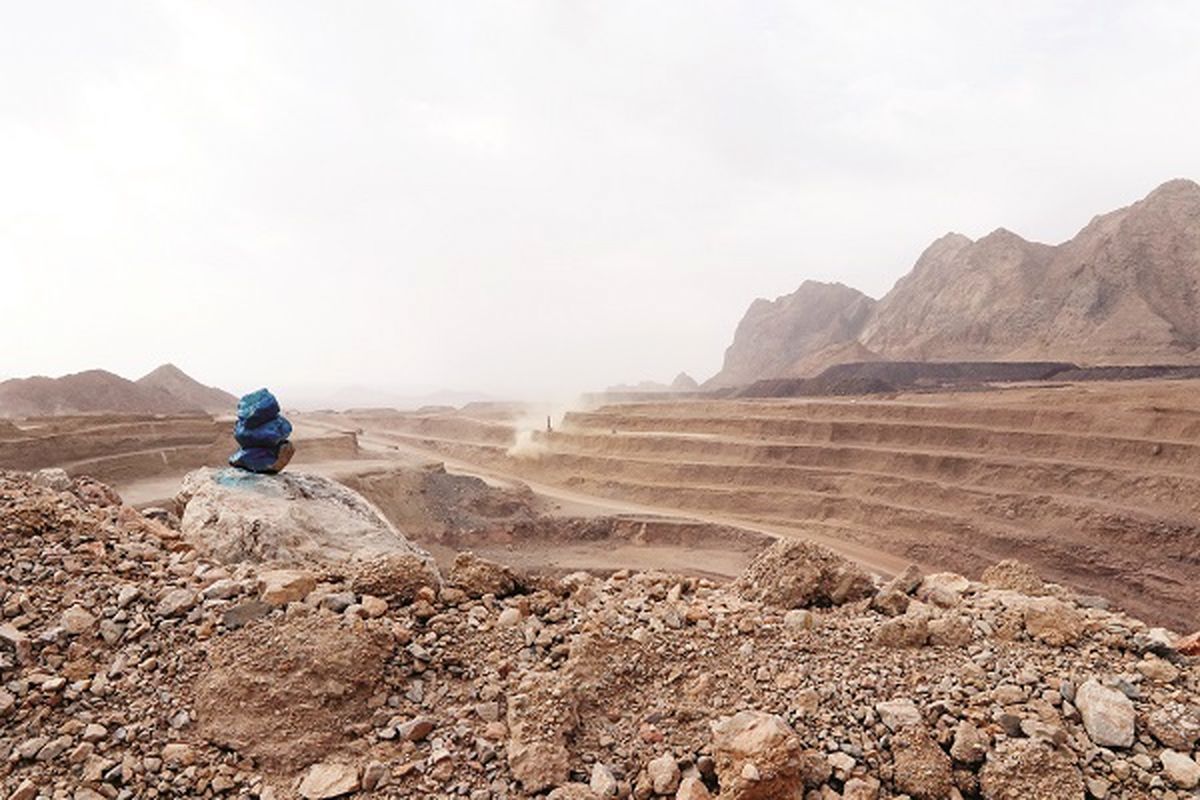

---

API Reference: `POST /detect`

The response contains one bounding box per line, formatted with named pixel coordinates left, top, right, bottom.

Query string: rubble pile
left=1, top=469, right=1198, bottom=799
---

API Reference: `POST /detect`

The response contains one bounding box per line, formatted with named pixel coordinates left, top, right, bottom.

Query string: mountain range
left=708, top=179, right=1200, bottom=387
left=0, top=364, right=237, bottom=417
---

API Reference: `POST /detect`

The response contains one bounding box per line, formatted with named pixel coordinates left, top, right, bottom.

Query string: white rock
left=298, top=762, right=360, bottom=799
left=61, top=605, right=96, bottom=635
left=647, top=752, right=681, bottom=794
left=875, top=698, right=923, bottom=731
left=1075, top=680, right=1135, bottom=748
left=590, top=762, right=618, bottom=797
left=177, top=467, right=436, bottom=565
left=1160, top=750, right=1200, bottom=789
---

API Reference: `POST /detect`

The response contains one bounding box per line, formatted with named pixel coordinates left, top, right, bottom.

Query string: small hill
left=670, top=372, right=699, bottom=391
left=137, top=364, right=238, bottom=414
left=710, top=179, right=1200, bottom=386
left=0, top=369, right=201, bottom=417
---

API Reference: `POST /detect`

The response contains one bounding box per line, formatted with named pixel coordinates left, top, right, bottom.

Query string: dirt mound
left=731, top=538, right=874, bottom=608
left=711, top=179, right=1200, bottom=386
left=136, top=363, right=238, bottom=414
left=194, top=613, right=392, bottom=769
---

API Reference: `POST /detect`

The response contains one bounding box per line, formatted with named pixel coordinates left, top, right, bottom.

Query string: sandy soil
left=4, top=378, right=1198, bottom=630
left=321, top=379, right=1200, bottom=631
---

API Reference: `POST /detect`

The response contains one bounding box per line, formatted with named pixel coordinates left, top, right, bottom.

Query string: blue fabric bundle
left=228, top=388, right=295, bottom=474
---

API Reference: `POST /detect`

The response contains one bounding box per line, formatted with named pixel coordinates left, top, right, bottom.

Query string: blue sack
left=229, top=442, right=293, bottom=474
left=237, top=388, right=281, bottom=428
left=234, top=415, right=293, bottom=449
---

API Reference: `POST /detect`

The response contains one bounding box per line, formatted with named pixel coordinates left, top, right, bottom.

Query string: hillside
left=137, top=363, right=237, bottom=414
left=0, top=370, right=200, bottom=417
left=709, top=179, right=1200, bottom=387
left=0, top=365, right=235, bottom=417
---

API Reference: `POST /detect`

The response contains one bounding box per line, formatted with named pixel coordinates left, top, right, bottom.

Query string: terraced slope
left=341, top=382, right=1200, bottom=630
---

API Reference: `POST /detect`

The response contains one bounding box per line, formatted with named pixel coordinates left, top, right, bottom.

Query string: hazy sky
left=3, top=2, right=1199, bottom=399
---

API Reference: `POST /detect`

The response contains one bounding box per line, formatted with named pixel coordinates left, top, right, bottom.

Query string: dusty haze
left=3, top=2, right=1200, bottom=399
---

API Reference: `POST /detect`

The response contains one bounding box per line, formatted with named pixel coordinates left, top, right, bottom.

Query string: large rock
left=709, top=710, right=831, bottom=799
left=448, top=551, right=520, bottom=598
left=1147, top=703, right=1200, bottom=750
left=890, top=726, right=953, bottom=800
left=298, top=763, right=360, bottom=799
left=1075, top=680, right=1135, bottom=748
left=1022, top=598, right=1084, bottom=647
left=981, top=559, right=1046, bottom=595
left=1160, top=750, right=1200, bottom=790
left=732, top=539, right=874, bottom=609
left=507, top=672, right=578, bottom=793
left=177, top=467, right=435, bottom=566
left=978, top=740, right=1084, bottom=799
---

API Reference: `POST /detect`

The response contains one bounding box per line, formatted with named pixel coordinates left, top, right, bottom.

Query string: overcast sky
left=2, top=1, right=1199, bottom=400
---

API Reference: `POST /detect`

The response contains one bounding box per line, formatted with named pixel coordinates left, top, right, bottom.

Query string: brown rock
left=258, top=569, right=317, bottom=606
left=298, top=762, right=360, bottom=799
left=675, top=776, right=712, bottom=799
left=949, top=720, right=989, bottom=765
left=710, top=710, right=831, bottom=799
left=1022, top=599, right=1083, bottom=647
left=982, top=559, right=1046, bottom=595
left=872, top=614, right=928, bottom=647
left=891, top=726, right=953, bottom=800
left=195, top=613, right=390, bottom=769
left=978, top=740, right=1084, bottom=799
left=351, top=554, right=442, bottom=603
left=732, top=539, right=874, bottom=609
left=927, top=614, right=973, bottom=646
left=1147, top=703, right=1200, bottom=750
left=448, top=551, right=520, bottom=598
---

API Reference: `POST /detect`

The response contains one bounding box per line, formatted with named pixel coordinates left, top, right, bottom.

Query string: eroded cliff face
left=710, top=179, right=1200, bottom=387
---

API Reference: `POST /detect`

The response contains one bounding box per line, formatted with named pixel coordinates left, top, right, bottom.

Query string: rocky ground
left=2, top=468, right=1199, bottom=799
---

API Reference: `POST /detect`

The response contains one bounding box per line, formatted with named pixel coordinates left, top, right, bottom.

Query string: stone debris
left=1, top=471, right=1199, bottom=799
left=731, top=539, right=874, bottom=608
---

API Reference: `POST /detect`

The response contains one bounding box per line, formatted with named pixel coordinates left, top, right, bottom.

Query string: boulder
left=981, top=559, right=1046, bottom=595
left=1160, top=750, right=1200, bottom=790
left=351, top=553, right=443, bottom=603
left=872, top=614, right=929, bottom=647
left=949, top=720, right=989, bottom=764
left=731, top=539, right=874, bottom=609
left=298, top=763, right=360, bottom=799
left=1146, top=703, right=1200, bottom=750
left=1023, top=598, right=1084, bottom=647
left=448, top=551, right=520, bottom=598
left=259, top=570, right=317, bottom=607
left=927, top=614, right=973, bottom=646
left=709, top=710, right=830, bottom=799
left=646, top=752, right=681, bottom=794
left=978, top=740, right=1084, bottom=799
left=194, top=614, right=391, bottom=770
left=890, top=726, right=953, bottom=800
left=1075, top=680, right=1135, bottom=748
left=177, top=467, right=435, bottom=566
left=675, top=777, right=712, bottom=799
left=875, top=698, right=923, bottom=732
